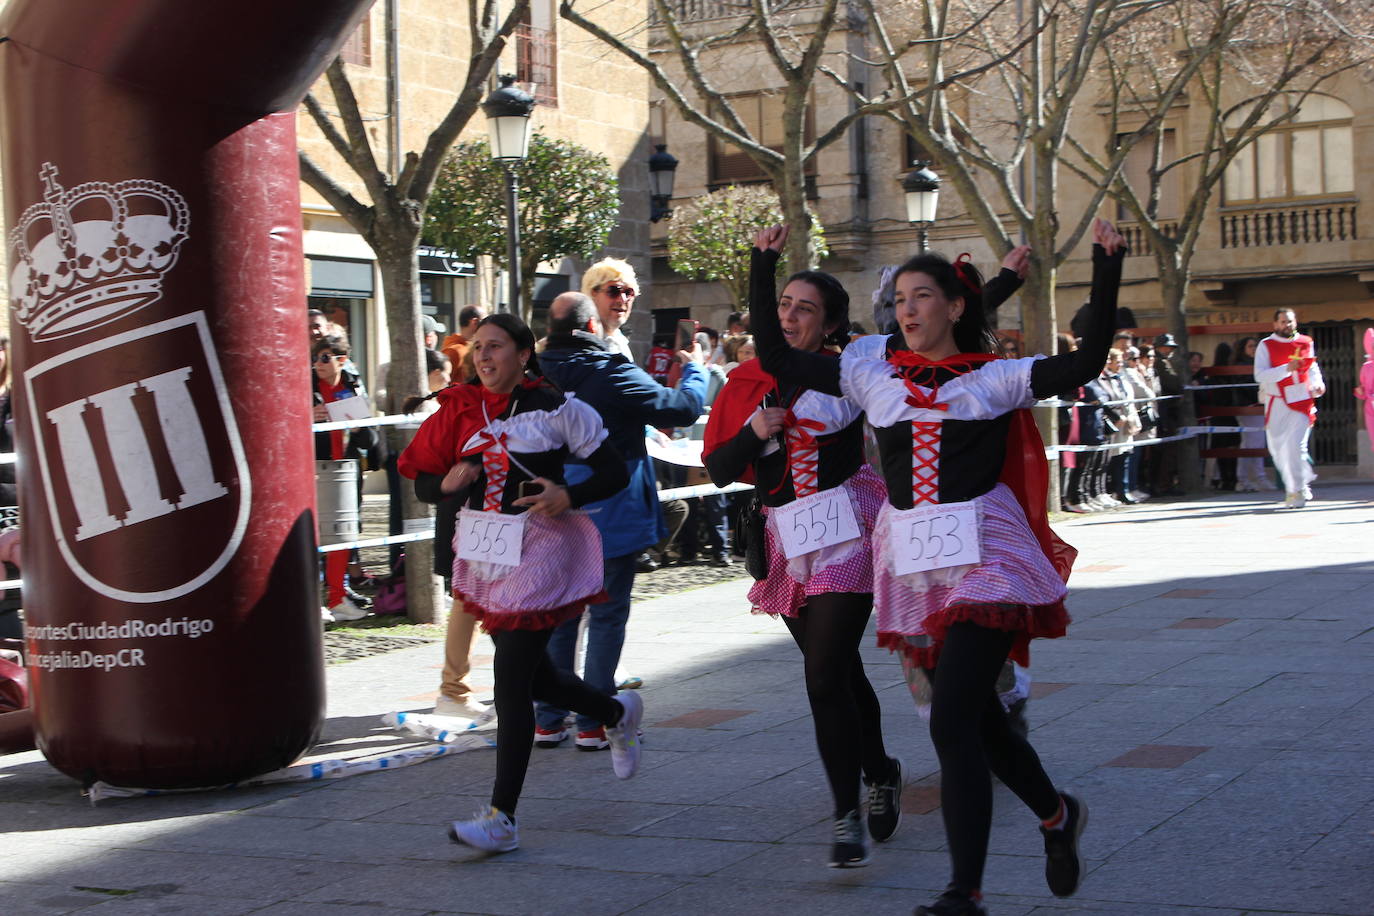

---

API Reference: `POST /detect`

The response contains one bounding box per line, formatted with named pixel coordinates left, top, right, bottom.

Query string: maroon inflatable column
left=0, top=0, right=371, bottom=787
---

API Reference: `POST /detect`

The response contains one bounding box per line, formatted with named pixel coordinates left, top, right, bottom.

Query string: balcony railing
left=1220, top=202, right=1356, bottom=248
left=1117, top=221, right=1178, bottom=254
left=652, top=0, right=821, bottom=24
left=516, top=23, right=557, bottom=107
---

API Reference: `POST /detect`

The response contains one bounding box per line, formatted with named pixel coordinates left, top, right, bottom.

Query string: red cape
left=397, top=382, right=527, bottom=479
left=701, top=358, right=777, bottom=486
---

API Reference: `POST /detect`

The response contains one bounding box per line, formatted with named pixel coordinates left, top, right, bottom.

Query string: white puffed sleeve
left=840, top=336, right=915, bottom=427
left=934, top=357, right=1039, bottom=419
left=551, top=394, right=610, bottom=459
left=841, top=340, right=1039, bottom=427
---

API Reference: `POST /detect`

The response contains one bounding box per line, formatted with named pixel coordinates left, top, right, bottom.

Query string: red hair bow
left=953, top=253, right=982, bottom=294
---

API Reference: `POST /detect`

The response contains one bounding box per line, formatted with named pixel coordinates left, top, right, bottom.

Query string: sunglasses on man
left=314, top=352, right=344, bottom=364
left=601, top=285, right=636, bottom=299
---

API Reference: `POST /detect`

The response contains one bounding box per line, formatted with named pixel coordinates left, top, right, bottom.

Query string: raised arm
left=750, top=247, right=844, bottom=396
left=1029, top=221, right=1127, bottom=398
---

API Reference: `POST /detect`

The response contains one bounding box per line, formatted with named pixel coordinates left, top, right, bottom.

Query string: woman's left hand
left=512, top=477, right=572, bottom=517
left=1092, top=217, right=1126, bottom=256
left=1001, top=244, right=1031, bottom=278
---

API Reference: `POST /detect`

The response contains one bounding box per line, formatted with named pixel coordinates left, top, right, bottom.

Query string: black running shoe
left=1041, top=792, right=1088, bottom=897
left=913, top=887, right=987, bottom=915
left=828, top=810, right=870, bottom=868
left=865, top=756, right=904, bottom=842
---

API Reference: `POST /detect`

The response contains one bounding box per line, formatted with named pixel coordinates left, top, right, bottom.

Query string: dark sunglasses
left=601, top=284, right=636, bottom=298
left=314, top=352, right=343, bottom=364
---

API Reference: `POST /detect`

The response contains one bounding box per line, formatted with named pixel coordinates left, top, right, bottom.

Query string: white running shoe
left=433, top=694, right=493, bottom=723
left=448, top=807, right=519, bottom=853
left=328, top=596, right=368, bottom=621
left=606, top=692, right=644, bottom=779
left=320, top=606, right=335, bottom=624
left=1302, top=486, right=1313, bottom=501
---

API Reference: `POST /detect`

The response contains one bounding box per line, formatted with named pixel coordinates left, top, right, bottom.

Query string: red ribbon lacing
left=782, top=412, right=826, bottom=498
left=477, top=430, right=509, bottom=512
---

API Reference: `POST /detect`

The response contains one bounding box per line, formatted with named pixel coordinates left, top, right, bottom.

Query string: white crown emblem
left=8, top=163, right=190, bottom=342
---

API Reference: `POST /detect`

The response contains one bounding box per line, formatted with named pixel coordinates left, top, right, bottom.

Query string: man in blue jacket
left=535, top=291, right=707, bottom=750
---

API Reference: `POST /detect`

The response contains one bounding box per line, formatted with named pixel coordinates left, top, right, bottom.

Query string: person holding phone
left=399, top=314, right=640, bottom=855
left=750, top=220, right=1126, bottom=915
left=702, top=236, right=900, bottom=870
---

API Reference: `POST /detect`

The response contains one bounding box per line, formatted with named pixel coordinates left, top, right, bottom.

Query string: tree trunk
left=1158, top=254, right=1202, bottom=493
left=1024, top=155, right=1061, bottom=510
left=375, top=235, right=444, bottom=624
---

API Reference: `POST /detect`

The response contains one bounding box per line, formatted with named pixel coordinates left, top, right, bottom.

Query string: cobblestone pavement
left=5, top=481, right=1373, bottom=915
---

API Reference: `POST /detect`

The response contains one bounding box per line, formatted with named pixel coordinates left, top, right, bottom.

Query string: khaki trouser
left=440, top=597, right=480, bottom=700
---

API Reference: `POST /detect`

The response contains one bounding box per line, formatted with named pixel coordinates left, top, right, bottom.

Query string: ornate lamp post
left=482, top=74, right=535, bottom=315
left=902, top=161, right=941, bottom=252
left=648, top=144, right=679, bottom=222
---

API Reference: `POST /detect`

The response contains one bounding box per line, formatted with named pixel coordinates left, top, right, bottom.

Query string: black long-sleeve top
left=752, top=245, right=1126, bottom=507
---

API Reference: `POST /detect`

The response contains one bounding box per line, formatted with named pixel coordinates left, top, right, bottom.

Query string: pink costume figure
left=1358, top=329, right=1374, bottom=458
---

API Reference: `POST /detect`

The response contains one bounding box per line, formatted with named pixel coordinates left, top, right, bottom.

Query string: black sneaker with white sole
left=865, top=756, right=903, bottom=842
left=829, top=810, right=870, bottom=868
left=1041, top=791, right=1088, bottom=897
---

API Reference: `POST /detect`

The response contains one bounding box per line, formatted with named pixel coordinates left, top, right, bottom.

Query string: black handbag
left=738, top=494, right=768, bottom=580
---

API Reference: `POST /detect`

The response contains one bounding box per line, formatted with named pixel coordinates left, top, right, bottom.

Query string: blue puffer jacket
left=540, top=332, right=707, bottom=558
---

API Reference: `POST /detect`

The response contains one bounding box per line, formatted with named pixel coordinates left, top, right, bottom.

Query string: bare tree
left=1059, top=0, right=1371, bottom=488
left=298, top=0, right=530, bottom=622
left=560, top=0, right=890, bottom=273
left=847, top=0, right=1229, bottom=359
left=1068, top=0, right=1371, bottom=356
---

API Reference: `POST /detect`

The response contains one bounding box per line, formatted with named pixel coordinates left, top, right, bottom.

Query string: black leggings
left=489, top=627, right=622, bottom=816
left=929, top=621, right=1061, bottom=894
left=782, top=592, right=891, bottom=817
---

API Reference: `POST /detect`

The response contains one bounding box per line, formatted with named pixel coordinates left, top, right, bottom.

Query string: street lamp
left=902, top=161, right=941, bottom=252
left=648, top=144, right=679, bottom=222
left=482, top=74, right=536, bottom=315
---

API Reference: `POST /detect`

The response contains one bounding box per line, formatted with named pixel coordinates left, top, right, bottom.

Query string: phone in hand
left=518, top=480, right=544, bottom=500
left=676, top=318, right=699, bottom=353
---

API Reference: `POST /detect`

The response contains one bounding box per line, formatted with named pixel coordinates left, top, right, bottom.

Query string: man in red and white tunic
left=1254, top=308, right=1326, bottom=508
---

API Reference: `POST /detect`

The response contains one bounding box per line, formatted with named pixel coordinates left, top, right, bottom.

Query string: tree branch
left=299, top=149, right=375, bottom=237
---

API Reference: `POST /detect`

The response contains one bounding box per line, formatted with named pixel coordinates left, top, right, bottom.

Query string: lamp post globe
left=482, top=74, right=535, bottom=161
left=902, top=161, right=941, bottom=252
left=648, top=144, right=679, bottom=222
left=482, top=75, right=536, bottom=315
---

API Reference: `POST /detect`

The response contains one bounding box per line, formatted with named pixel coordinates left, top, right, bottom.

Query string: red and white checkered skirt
left=871, top=482, right=1069, bottom=667
left=748, top=465, right=886, bottom=617
left=452, top=511, right=607, bottom=632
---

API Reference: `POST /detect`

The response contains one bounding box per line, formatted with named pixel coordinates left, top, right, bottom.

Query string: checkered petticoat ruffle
left=452, top=511, right=607, bottom=632
left=748, top=465, right=886, bottom=617
left=872, top=483, right=1069, bottom=667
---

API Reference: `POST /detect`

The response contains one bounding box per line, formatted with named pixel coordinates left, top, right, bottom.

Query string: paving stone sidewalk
left=3, top=482, right=1373, bottom=915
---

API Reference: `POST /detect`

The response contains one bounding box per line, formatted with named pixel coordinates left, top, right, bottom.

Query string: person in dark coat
left=1151, top=333, right=1184, bottom=496
left=533, top=292, right=708, bottom=749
